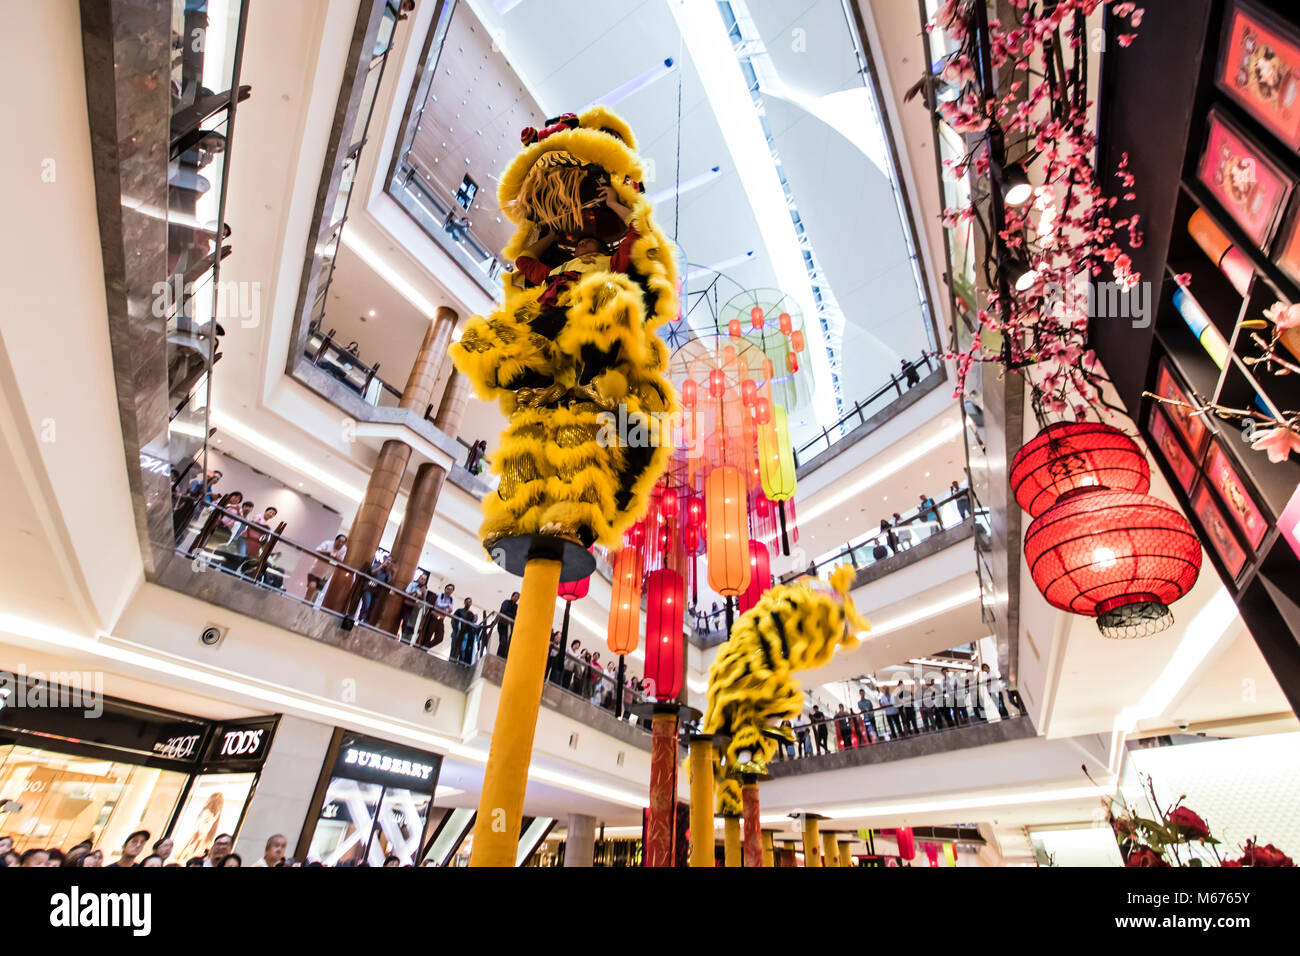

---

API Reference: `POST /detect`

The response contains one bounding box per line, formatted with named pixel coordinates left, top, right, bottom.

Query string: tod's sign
left=205, top=717, right=278, bottom=766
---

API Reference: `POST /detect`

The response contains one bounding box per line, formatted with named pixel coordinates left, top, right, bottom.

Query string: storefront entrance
left=0, top=673, right=277, bottom=862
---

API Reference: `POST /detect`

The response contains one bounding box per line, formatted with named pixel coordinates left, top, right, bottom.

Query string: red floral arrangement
left=1100, top=769, right=1295, bottom=867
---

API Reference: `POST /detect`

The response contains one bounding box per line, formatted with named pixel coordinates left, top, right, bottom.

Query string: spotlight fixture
left=1004, top=256, right=1038, bottom=293
left=1000, top=162, right=1033, bottom=206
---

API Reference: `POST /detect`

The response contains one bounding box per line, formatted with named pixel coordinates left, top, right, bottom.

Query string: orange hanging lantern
left=607, top=548, right=641, bottom=655
left=753, top=396, right=772, bottom=425
left=645, top=569, right=684, bottom=699
left=681, top=379, right=697, bottom=410
left=778, top=312, right=792, bottom=335
left=737, top=539, right=771, bottom=614
left=750, top=306, right=764, bottom=329
left=790, top=330, right=805, bottom=352
left=709, top=368, right=725, bottom=398
left=728, top=318, right=742, bottom=339
left=762, top=357, right=775, bottom=381
left=741, top=378, right=757, bottom=407
left=786, top=352, right=799, bottom=374
left=705, top=465, right=751, bottom=596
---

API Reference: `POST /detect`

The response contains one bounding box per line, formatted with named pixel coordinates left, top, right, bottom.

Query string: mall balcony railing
left=766, top=681, right=1026, bottom=767
left=304, top=328, right=494, bottom=477
left=792, top=350, right=942, bottom=467
left=171, top=490, right=651, bottom=724
left=779, top=484, right=985, bottom=587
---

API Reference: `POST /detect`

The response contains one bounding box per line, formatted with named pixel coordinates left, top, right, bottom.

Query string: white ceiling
left=327, top=0, right=937, bottom=451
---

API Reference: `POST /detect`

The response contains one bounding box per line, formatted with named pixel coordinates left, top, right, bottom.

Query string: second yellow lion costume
left=449, top=107, right=678, bottom=551
left=703, top=565, right=869, bottom=814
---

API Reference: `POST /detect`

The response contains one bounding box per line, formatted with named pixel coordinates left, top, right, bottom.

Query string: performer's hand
left=598, top=184, right=631, bottom=222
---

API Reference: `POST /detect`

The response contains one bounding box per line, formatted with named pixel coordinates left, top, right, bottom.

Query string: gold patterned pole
left=761, top=829, right=776, bottom=868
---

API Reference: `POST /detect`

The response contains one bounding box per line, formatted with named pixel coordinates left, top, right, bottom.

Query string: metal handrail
left=793, top=351, right=940, bottom=463
left=781, top=485, right=977, bottom=584
left=173, top=493, right=652, bottom=723
left=773, top=707, right=1024, bottom=764
left=177, top=494, right=497, bottom=635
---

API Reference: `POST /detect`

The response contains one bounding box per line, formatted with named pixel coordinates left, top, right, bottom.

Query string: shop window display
left=0, top=745, right=187, bottom=857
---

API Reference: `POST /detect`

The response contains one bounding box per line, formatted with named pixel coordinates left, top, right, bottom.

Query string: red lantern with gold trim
left=645, top=569, right=684, bottom=699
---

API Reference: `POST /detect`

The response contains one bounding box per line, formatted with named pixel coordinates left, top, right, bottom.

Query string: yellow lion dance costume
left=448, top=107, right=678, bottom=551
left=703, top=565, right=869, bottom=814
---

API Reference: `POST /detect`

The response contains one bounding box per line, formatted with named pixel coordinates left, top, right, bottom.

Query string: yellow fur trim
left=578, top=105, right=637, bottom=149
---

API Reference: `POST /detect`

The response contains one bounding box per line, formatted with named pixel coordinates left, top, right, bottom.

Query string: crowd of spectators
left=774, top=664, right=1017, bottom=760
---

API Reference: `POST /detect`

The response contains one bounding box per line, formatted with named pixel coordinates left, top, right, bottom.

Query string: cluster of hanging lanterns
left=603, top=291, right=811, bottom=700
left=1011, top=422, right=1202, bottom=639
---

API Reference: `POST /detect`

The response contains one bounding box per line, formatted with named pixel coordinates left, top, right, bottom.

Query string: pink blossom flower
left=1263, top=302, right=1300, bottom=330
left=1250, top=426, right=1300, bottom=464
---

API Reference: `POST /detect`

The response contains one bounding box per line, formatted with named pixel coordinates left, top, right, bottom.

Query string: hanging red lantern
left=660, top=490, right=678, bottom=520
left=778, top=312, right=792, bottom=335
left=705, top=465, right=751, bottom=596
left=786, top=352, right=799, bottom=374
left=762, top=357, right=774, bottom=381
left=750, top=306, right=764, bottom=329
left=790, top=330, right=804, bottom=352
left=1024, top=489, right=1201, bottom=638
left=1011, top=422, right=1150, bottom=517
left=607, top=548, right=641, bottom=656
left=737, top=539, right=771, bottom=614
left=681, top=379, right=697, bottom=410
left=709, top=368, right=725, bottom=398
left=753, top=396, right=772, bottom=425
left=728, top=318, right=742, bottom=339
left=557, top=573, right=591, bottom=602
left=645, top=568, right=684, bottom=699
left=895, top=827, right=916, bottom=861
left=741, top=378, right=757, bottom=407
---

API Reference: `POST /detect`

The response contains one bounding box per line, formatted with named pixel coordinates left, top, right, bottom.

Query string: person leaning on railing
left=305, top=533, right=347, bottom=605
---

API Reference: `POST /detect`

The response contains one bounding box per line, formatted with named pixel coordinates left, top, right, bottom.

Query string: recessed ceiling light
left=298, top=482, right=304, bottom=488
left=925, top=471, right=930, bottom=477
left=368, top=309, right=376, bottom=317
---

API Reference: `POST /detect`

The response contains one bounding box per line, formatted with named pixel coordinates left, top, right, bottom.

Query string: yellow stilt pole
left=761, top=829, right=775, bottom=868
left=822, top=829, right=838, bottom=868
left=838, top=839, right=854, bottom=868
left=801, top=815, right=822, bottom=867
left=468, top=556, right=563, bottom=866
left=688, top=736, right=715, bottom=867
left=723, top=816, right=742, bottom=868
